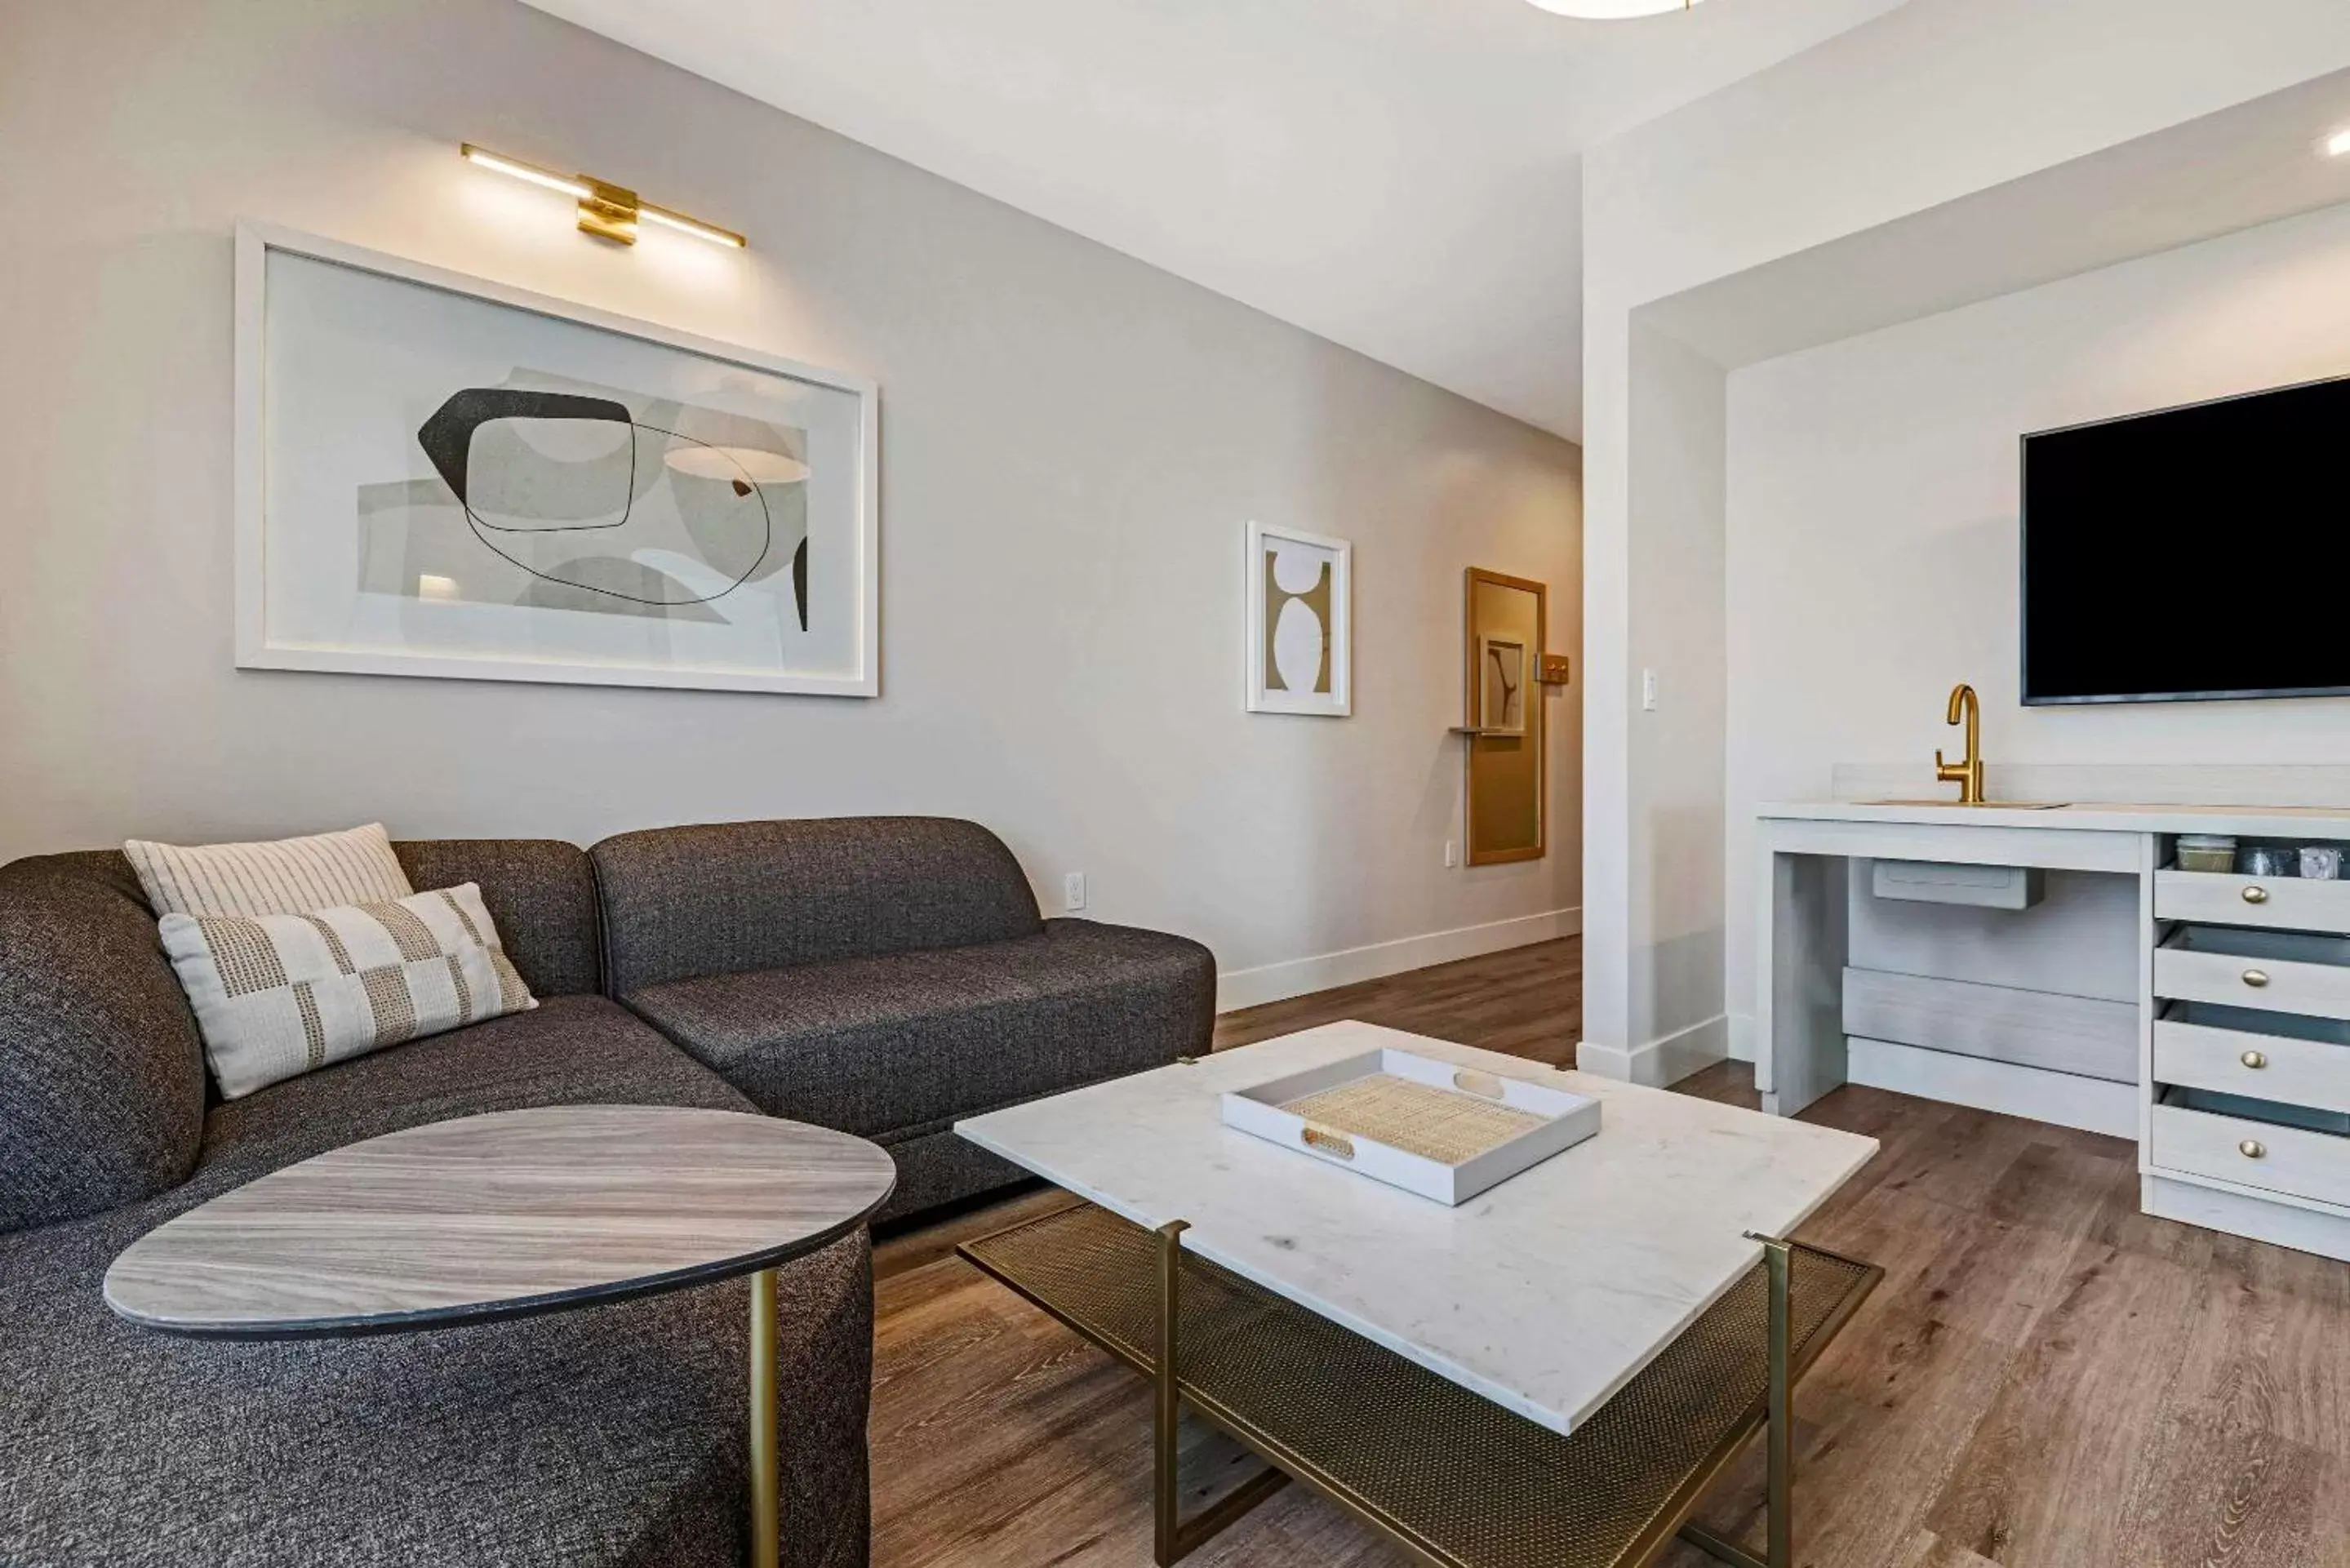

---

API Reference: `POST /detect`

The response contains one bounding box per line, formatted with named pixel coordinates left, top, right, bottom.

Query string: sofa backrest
left=0, top=838, right=603, bottom=1234
left=392, top=839, right=601, bottom=999
left=0, top=852, right=207, bottom=1233
left=592, top=817, right=1043, bottom=995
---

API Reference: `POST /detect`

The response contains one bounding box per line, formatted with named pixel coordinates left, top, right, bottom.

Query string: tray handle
left=1452, top=1069, right=1507, bottom=1101
left=1299, top=1125, right=1357, bottom=1161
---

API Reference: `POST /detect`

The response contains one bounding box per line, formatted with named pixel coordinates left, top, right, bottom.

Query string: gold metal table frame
left=962, top=1202, right=1880, bottom=1568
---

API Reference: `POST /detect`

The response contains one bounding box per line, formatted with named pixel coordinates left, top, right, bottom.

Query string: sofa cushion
left=593, top=817, right=1042, bottom=994
left=198, top=993, right=750, bottom=1178
left=0, top=995, right=873, bottom=1568
left=0, top=853, right=207, bottom=1233
left=394, top=838, right=602, bottom=998
left=624, top=918, right=1215, bottom=1141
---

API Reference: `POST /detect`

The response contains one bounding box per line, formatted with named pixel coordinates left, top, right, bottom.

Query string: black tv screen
left=2023, top=374, right=2350, bottom=704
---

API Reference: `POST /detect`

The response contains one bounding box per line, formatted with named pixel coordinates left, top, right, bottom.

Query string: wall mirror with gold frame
left=1463, top=568, right=1546, bottom=865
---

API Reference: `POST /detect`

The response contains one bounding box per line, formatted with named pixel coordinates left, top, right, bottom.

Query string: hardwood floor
left=869, top=936, right=2350, bottom=1568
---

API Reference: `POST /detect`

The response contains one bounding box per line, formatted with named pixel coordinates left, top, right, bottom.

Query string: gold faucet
left=1935, top=683, right=1985, bottom=805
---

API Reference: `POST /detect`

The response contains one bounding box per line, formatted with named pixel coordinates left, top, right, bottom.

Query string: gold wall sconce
left=460, top=144, right=747, bottom=250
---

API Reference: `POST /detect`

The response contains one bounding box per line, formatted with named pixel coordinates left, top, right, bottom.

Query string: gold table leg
left=751, top=1266, right=780, bottom=1568
left=1677, top=1235, right=1796, bottom=1568
left=1151, top=1220, right=1291, bottom=1566
left=1153, top=1220, right=1188, bottom=1567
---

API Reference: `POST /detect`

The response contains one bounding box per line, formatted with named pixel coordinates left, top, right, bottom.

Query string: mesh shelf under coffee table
left=962, top=1201, right=1879, bottom=1568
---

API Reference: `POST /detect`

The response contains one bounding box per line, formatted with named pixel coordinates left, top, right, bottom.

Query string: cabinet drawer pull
left=2239, top=1139, right=2267, bottom=1160
left=2242, top=886, right=2270, bottom=904
left=2240, top=1049, right=2268, bottom=1069
left=2242, top=969, right=2271, bottom=988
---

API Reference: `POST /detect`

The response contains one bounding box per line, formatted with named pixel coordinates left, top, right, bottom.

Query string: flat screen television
left=2022, top=373, right=2350, bottom=705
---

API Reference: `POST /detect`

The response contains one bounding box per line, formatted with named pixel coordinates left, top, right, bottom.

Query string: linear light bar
left=460, top=144, right=745, bottom=250
left=637, top=202, right=748, bottom=249
left=460, top=144, right=591, bottom=199
left=1523, top=0, right=1701, bottom=16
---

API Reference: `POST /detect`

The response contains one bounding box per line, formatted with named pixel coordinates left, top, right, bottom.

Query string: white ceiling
left=522, top=0, right=1915, bottom=439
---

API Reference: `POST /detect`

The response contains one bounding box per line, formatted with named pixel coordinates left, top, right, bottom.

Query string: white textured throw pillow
left=158, top=884, right=536, bottom=1099
left=125, top=823, right=413, bottom=919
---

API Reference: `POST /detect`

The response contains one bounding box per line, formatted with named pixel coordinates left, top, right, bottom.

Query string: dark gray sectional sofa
left=0, top=817, right=1214, bottom=1568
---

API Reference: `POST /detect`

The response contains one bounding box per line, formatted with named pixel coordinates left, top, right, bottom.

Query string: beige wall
left=0, top=0, right=1583, bottom=1001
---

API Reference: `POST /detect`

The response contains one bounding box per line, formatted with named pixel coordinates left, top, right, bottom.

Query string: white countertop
left=1759, top=798, right=2350, bottom=839
left=956, top=1021, right=1877, bottom=1435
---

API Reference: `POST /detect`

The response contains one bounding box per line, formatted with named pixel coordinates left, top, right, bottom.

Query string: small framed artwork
left=1478, top=635, right=1526, bottom=734
left=235, top=222, right=878, bottom=697
left=1244, top=521, right=1351, bottom=717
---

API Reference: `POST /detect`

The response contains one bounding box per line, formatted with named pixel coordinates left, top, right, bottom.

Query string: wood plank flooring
left=869, top=936, right=2350, bottom=1568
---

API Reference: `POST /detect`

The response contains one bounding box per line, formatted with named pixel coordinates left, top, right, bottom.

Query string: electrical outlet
left=1063, top=872, right=1087, bottom=913
left=1641, top=669, right=1659, bottom=712
left=1444, top=840, right=1459, bottom=868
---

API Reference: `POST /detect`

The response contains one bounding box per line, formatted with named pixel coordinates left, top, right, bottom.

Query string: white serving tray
left=1219, top=1047, right=1600, bottom=1206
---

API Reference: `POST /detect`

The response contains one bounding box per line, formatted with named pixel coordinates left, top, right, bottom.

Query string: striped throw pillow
left=125, top=823, right=413, bottom=918
left=158, top=884, right=536, bottom=1099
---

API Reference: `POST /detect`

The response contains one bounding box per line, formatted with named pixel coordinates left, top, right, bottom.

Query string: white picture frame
left=234, top=221, right=880, bottom=697
left=1243, top=521, right=1352, bottom=717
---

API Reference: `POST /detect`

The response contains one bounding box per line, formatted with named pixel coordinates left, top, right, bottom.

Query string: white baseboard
left=1726, top=1011, right=1757, bottom=1064
left=2143, top=1174, right=2350, bottom=1263
left=1216, top=906, right=1581, bottom=1014
left=1847, top=1036, right=2137, bottom=1139
left=1578, top=1013, right=1730, bottom=1088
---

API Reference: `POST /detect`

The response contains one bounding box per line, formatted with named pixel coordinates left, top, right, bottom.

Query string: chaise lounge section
left=0, top=816, right=1213, bottom=1566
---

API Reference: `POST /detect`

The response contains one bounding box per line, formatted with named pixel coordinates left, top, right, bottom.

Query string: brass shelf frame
left=961, top=1202, right=1880, bottom=1568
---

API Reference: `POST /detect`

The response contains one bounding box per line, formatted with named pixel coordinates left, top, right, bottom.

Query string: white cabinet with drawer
left=1758, top=795, right=2350, bottom=1263
left=2155, top=868, right=2350, bottom=935
left=2152, top=1087, right=2350, bottom=1210
left=2153, top=925, right=2350, bottom=1020
left=2153, top=1009, right=2350, bottom=1116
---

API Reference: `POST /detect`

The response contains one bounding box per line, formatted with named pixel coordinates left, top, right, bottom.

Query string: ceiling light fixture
left=2329, top=128, right=2350, bottom=158
left=460, top=144, right=747, bottom=249
left=1522, top=0, right=1704, bottom=18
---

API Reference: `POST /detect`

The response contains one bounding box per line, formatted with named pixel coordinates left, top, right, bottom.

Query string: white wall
left=1723, top=198, right=2350, bottom=1042
left=0, top=0, right=1584, bottom=1002
left=1580, top=0, right=2350, bottom=1080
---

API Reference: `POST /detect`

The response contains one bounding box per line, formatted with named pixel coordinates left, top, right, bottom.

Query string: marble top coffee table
left=956, top=1021, right=1882, bottom=1568
left=105, top=1104, right=897, bottom=1568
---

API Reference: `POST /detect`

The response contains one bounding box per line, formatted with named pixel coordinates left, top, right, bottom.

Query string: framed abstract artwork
left=235, top=223, right=878, bottom=696
left=1243, top=520, right=1351, bottom=717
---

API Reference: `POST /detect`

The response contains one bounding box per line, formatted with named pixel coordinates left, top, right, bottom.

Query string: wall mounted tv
left=2022, top=373, right=2350, bottom=705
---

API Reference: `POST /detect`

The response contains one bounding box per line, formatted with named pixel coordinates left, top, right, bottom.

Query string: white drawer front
left=2156, top=870, right=2350, bottom=935
left=2154, top=1019, right=2350, bottom=1116
left=2154, top=947, right=2350, bottom=1021
left=2151, top=1103, right=2350, bottom=1210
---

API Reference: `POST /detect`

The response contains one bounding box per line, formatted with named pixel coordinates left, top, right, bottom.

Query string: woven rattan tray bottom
left=1282, top=1073, right=1548, bottom=1164
left=962, top=1202, right=1876, bottom=1568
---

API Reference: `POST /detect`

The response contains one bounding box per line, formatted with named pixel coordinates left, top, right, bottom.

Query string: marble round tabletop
left=104, top=1104, right=899, bottom=1339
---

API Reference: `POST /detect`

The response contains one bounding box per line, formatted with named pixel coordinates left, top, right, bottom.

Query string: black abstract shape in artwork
left=415, top=387, right=806, bottom=628
left=417, top=389, right=633, bottom=513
